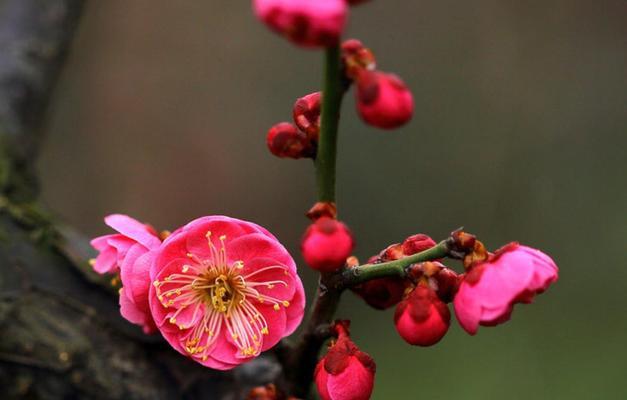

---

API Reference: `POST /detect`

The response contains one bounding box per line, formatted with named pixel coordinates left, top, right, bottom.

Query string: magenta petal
left=242, top=257, right=297, bottom=300
left=207, top=328, right=241, bottom=365
left=227, top=233, right=296, bottom=272
left=93, top=247, right=118, bottom=274
left=284, top=278, right=306, bottom=336
left=119, top=288, right=145, bottom=325
left=327, top=359, right=374, bottom=400
left=257, top=304, right=287, bottom=352
left=453, top=286, right=481, bottom=335
left=91, top=234, right=116, bottom=251
left=121, top=247, right=155, bottom=311
left=105, top=214, right=160, bottom=249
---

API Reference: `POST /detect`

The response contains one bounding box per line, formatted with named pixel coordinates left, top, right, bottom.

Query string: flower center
left=208, top=273, right=243, bottom=313
left=153, top=231, right=292, bottom=359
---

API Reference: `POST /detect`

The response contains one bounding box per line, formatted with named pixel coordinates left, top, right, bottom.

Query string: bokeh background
left=39, top=1, right=626, bottom=399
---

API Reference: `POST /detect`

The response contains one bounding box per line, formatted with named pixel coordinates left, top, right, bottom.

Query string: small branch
left=283, top=45, right=346, bottom=398
left=315, top=45, right=343, bottom=202
left=338, top=240, right=451, bottom=288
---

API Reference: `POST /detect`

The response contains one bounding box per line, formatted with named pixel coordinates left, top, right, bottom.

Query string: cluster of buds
left=266, top=91, right=322, bottom=159
left=315, top=321, right=376, bottom=400
left=350, top=231, right=558, bottom=349
left=352, top=234, right=441, bottom=309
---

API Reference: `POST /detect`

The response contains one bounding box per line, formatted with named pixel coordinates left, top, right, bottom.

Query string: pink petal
left=257, top=304, right=287, bottom=352
left=227, top=233, right=297, bottom=273
left=119, top=288, right=145, bottom=325
left=90, top=234, right=116, bottom=251
left=93, top=247, right=118, bottom=274
left=242, top=257, right=297, bottom=300
left=327, top=358, right=374, bottom=400
left=284, top=277, right=306, bottom=336
left=453, top=285, right=482, bottom=335
left=105, top=214, right=161, bottom=249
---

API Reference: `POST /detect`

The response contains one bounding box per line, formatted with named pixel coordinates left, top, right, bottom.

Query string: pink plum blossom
left=453, top=243, right=559, bottom=335
left=91, top=214, right=162, bottom=333
left=253, top=0, right=347, bottom=48
left=149, top=216, right=305, bottom=370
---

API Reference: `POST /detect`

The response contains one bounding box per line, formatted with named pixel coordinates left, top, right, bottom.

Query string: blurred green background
left=39, top=1, right=626, bottom=399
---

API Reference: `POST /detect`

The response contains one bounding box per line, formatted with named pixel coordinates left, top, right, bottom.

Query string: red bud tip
left=394, top=285, right=450, bottom=346
left=293, top=91, right=322, bottom=140
left=315, top=333, right=375, bottom=400
left=301, top=217, right=354, bottom=272
left=341, top=39, right=376, bottom=80
left=266, top=122, right=314, bottom=159
left=356, top=70, right=413, bottom=129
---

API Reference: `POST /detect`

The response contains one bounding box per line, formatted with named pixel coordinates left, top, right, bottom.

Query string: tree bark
left=0, top=1, right=281, bottom=399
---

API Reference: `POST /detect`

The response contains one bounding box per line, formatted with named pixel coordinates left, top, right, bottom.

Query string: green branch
left=338, top=240, right=451, bottom=288
left=315, top=45, right=344, bottom=202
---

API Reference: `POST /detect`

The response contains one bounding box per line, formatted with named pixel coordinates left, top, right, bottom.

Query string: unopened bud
left=394, top=285, right=450, bottom=346
left=266, top=122, right=314, bottom=159
left=355, top=70, right=413, bottom=129
left=341, top=39, right=376, bottom=80
left=293, top=91, right=322, bottom=140
left=301, top=217, right=354, bottom=272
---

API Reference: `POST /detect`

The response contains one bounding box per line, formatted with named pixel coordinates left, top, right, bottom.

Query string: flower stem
left=315, top=45, right=343, bottom=202
left=282, top=45, right=346, bottom=398
left=340, top=240, right=451, bottom=287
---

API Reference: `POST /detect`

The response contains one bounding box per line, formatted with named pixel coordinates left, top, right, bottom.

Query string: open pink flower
left=90, top=214, right=160, bottom=274
left=91, top=214, right=162, bottom=333
left=453, top=243, right=558, bottom=335
left=253, top=0, right=347, bottom=48
left=149, top=216, right=305, bottom=370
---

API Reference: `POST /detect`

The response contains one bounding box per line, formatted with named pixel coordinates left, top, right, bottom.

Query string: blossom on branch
left=149, top=216, right=305, bottom=369
left=91, top=214, right=162, bottom=333
left=453, top=243, right=558, bottom=335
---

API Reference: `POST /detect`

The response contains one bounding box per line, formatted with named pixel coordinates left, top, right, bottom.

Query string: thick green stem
left=341, top=240, right=450, bottom=287
left=283, top=45, right=346, bottom=398
left=315, top=45, right=343, bottom=202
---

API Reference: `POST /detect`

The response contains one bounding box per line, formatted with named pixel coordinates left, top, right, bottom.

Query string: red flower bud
left=394, top=285, right=450, bottom=346
left=301, top=217, right=354, bottom=272
left=352, top=247, right=406, bottom=310
left=247, top=384, right=278, bottom=400
left=402, top=233, right=437, bottom=255
left=293, top=92, right=321, bottom=140
left=355, top=70, right=413, bottom=129
left=433, top=266, right=461, bottom=303
left=378, top=242, right=404, bottom=261
left=306, top=201, right=337, bottom=221
left=266, top=122, right=313, bottom=159
left=341, top=39, right=376, bottom=80
left=315, top=330, right=376, bottom=400
left=352, top=276, right=408, bottom=310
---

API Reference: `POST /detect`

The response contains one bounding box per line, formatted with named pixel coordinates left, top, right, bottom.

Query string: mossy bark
left=0, top=1, right=281, bottom=398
